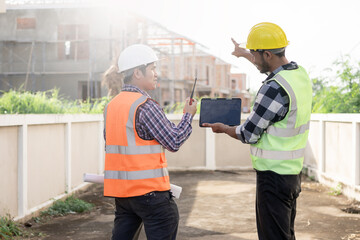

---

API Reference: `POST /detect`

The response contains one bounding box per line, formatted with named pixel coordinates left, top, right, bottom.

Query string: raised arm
left=231, top=38, right=255, bottom=65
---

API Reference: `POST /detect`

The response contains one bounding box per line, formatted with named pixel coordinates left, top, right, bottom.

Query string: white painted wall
left=304, top=114, right=360, bottom=201
left=0, top=113, right=360, bottom=220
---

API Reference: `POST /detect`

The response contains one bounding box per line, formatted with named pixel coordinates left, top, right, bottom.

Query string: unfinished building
left=0, top=0, right=250, bottom=110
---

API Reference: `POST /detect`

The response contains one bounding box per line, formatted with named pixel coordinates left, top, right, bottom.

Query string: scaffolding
left=0, top=5, right=235, bottom=105
left=0, top=38, right=118, bottom=100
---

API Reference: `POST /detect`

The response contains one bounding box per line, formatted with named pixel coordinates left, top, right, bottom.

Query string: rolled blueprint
left=83, top=173, right=182, bottom=199
left=169, top=183, right=182, bottom=199
left=83, top=173, right=105, bottom=184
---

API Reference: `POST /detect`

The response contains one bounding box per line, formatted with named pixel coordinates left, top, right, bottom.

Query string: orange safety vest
left=103, top=91, right=170, bottom=198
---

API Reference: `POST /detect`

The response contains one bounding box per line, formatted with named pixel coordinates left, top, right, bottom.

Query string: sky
left=120, top=0, right=360, bottom=91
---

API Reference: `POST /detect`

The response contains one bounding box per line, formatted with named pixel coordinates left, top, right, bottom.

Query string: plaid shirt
left=122, top=85, right=193, bottom=152
left=236, top=62, right=299, bottom=144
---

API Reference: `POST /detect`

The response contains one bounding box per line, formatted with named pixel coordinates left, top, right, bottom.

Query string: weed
left=0, top=88, right=111, bottom=114
left=329, top=183, right=343, bottom=196
left=308, top=176, right=315, bottom=181
left=31, top=216, right=42, bottom=224
left=41, top=195, right=94, bottom=217
left=0, top=214, right=22, bottom=239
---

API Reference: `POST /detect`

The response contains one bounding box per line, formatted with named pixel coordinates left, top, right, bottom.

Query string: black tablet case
left=199, top=98, right=242, bottom=127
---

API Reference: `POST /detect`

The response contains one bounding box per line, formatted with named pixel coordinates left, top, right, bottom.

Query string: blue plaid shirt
left=122, top=85, right=193, bottom=152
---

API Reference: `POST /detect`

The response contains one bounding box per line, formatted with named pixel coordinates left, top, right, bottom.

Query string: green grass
left=0, top=88, right=111, bottom=114
left=0, top=196, right=93, bottom=239
left=41, top=195, right=94, bottom=217
left=0, top=214, right=22, bottom=240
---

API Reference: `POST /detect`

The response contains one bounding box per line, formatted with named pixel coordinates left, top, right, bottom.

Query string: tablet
left=199, top=98, right=242, bottom=127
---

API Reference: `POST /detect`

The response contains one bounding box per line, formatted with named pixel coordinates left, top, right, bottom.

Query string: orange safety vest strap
left=105, top=168, right=169, bottom=180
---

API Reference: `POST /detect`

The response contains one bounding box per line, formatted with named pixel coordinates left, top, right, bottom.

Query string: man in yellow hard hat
left=203, top=22, right=312, bottom=240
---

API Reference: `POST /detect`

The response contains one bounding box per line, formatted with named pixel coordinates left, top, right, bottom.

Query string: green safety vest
left=250, top=66, right=312, bottom=175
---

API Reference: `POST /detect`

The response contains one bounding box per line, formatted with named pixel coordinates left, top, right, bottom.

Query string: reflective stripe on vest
left=105, top=168, right=169, bottom=180
left=250, top=147, right=306, bottom=160
left=125, top=95, right=148, bottom=145
left=250, top=67, right=312, bottom=175
left=106, top=145, right=162, bottom=155
left=266, top=120, right=310, bottom=137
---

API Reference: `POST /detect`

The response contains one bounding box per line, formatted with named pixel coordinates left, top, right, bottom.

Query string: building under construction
left=0, top=0, right=251, bottom=111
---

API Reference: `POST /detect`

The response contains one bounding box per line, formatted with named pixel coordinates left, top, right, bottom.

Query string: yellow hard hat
left=246, top=22, right=289, bottom=51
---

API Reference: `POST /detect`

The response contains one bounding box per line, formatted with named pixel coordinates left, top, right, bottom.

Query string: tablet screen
left=199, top=98, right=242, bottom=127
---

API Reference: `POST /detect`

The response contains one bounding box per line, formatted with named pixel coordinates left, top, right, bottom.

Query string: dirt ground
left=23, top=170, right=360, bottom=240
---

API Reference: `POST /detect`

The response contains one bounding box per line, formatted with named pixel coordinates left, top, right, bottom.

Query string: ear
left=264, top=51, right=272, bottom=60
left=133, top=68, right=144, bottom=80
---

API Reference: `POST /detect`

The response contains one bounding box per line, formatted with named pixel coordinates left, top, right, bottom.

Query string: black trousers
left=256, top=170, right=301, bottom=240
left=112, top=191, right=179, bottom=240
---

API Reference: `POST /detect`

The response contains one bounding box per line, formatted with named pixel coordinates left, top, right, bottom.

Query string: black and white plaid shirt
left=236, top=62, right=299, bottom=144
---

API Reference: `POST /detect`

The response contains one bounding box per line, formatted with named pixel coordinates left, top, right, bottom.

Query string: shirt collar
left=122, top=84, right=151, bottom=98
left=263, top=61, right=298, bottom=82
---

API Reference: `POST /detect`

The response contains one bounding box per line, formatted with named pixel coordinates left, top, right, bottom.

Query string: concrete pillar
left=319, top=120, right=325, bottom=173
left=352, top=122, right=360, bottom=185
left=18, top=124, right=28, bottom=218
left=205, top=128, right=216, bottom=170
left=170, top=37, right=175, bottom=106
left=98, top=120, right=104, bottom=174
left=65, top=122, right=72, bottom=193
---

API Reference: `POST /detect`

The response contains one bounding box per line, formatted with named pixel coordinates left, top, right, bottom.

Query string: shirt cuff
left=236, top=125, right=244, bottom=141
left=183, top=112, right=193, bottom=124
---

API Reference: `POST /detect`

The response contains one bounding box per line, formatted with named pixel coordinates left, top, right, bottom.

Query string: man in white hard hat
left=103, top=44, right=197, bottom=240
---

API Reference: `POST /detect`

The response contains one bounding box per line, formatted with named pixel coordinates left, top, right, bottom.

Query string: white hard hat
left=117, top=44, right=159, bottom=73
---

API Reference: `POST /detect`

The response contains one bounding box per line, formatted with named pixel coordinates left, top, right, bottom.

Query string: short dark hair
left=255, top=48, right=286, bottom=58
left=274, top=49, right=285, bottom=57
left=122, top=64, right=149, bottom=84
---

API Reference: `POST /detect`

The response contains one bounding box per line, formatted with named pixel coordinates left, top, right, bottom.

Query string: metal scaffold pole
left=24, top=41, right=35, bottom=91
left=170, top=36, right=175, bottom=107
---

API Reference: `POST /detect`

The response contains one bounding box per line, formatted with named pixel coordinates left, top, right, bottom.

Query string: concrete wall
left=325, top=122, right=353, bottom=182
left=165, top=116, right=253, bottom=170
left=215, top=120, right=251, bottom=169
left=0, top=126, right=18, bottom=217
left=0, top=114, right=104, bottom=220
left=71, top=122, right=101, bottom=188
left=27, top=124, right=66, bottom=210
left=166, top=117, right=207, bottom=169
left=303, top=114, right=360, bottom=201
left=215, top=133, right=250, bottom=168
left=1, top=113, right=360, bottom=220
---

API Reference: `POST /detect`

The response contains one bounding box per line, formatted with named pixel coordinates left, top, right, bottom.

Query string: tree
left=312, top=56, right=360, bottom=113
